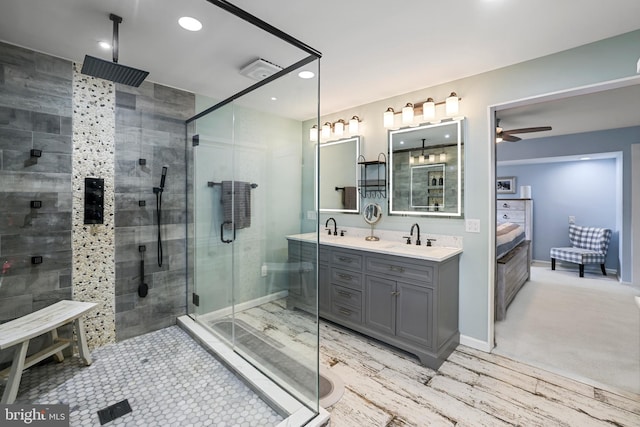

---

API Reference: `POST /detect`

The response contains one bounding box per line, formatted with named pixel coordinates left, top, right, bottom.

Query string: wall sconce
left=321, top=122, right=332, bottom=139
left=333, top=119, right=345, bottom=136
left=402, top=103, right=414, bottom=124
left=445, top=92, right=459, bottom=116
left=384, top=92, right=462, bottom=128
left=349, top=116, right=360, bottom=134
left=439, top=153, right=447, bottom=162
left=429, top=154, right=436, bottom=163
left=310, top=125, right=318, bottom=142
left=423, top=98, right=435, bottom=121
left=384, top=107, right=395, bottom=128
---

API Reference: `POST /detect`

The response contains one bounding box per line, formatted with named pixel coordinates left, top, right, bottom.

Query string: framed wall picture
left=497, top=176, right=516, bottom=194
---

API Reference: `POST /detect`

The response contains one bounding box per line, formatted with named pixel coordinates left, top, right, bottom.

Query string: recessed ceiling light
left=444, top=134, right=450, bottom=138
left=178, top=16, right=202, bottom=32
left=298, top=70, right=315, bottom=79
left=271, top=97, right=277, bottom=101
left=580, top=157, right=591, bottom=160
left=98, top=41, right=111, bottom=49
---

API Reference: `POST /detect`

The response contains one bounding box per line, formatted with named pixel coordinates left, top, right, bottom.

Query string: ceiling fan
left=496, top=118, right=552, bottom=142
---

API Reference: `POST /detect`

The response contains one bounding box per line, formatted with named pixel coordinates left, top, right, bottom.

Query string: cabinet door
left=396, top=281, right=432, bottom=348
left=365, top=276, right=395, bottom=335
left=319, top=263, right=330, bottom=315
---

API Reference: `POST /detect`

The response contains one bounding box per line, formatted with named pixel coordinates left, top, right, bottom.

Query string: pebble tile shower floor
left=7, top=326, right=283, bottom=426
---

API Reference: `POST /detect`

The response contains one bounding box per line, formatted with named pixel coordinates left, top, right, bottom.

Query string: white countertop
left=287, top=232, right=462, bottom=262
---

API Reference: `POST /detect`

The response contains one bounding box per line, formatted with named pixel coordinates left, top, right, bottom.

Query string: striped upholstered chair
left=550, top=224, right=612, bottom=277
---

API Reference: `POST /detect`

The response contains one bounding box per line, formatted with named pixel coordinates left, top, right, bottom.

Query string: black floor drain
left=97, top=399, right=132, bottom=425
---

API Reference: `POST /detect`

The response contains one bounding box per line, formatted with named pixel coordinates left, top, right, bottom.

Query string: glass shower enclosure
left=186, top=60, right=320, bottom=417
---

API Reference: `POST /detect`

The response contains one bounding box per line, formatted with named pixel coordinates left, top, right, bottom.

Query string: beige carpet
left=494, top=263, right=640, bottom=395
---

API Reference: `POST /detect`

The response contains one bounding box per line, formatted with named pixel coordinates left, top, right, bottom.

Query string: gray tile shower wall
left=0, top=42, right=73, bottom=318
left=0, top=42, right=73, bottom=364
left=113, top=82, right=194, bottom=340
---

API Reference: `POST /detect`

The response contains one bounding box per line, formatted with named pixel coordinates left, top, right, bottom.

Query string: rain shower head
left=81, top=13, right=149, bottom=87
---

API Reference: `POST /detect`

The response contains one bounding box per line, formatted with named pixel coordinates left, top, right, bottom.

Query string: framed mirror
left=317, top=136, right=360, bottom=213
left=389, top=119, right=464, bottom=217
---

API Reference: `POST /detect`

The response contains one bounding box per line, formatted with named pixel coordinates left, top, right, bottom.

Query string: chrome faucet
left=410, top=223, right=421, bottom=245
left=325, top=217, right=337, bottom=236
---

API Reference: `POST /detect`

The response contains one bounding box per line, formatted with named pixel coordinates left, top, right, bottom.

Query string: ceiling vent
left=239, top=58, right=283, bottom=81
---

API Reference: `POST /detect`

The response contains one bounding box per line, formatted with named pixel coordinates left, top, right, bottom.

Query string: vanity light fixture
left=429, top=154, right=436, bottom=163
left=321, top=122, right=332, bottom=139
left=384, top=92, right=462, bottom=128
left=310, top=125, right=318, bottom=142
left=349, top=116, right=360, bottom=134
left=383, top=107, right=395, bottom=128
left=423, top=98, right=435, bottom=121
left=334, top=119, right=345, bottom=136
left=439, top=153, right=447, bottom=162
left=445, top=92, right=459, bottom=116
left=402, top=103, right=414, bottom=124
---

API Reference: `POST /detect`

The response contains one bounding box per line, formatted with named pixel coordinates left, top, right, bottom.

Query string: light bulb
left=423, top=98, right=435, bottom=121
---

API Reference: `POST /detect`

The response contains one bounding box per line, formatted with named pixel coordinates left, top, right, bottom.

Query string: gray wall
left=0, top=42, right=73, bottom=321
left=114, top=83, right=194, bottom=341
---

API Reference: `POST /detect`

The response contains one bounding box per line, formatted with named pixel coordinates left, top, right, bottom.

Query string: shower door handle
left=220, top=221, right=236, bottom=244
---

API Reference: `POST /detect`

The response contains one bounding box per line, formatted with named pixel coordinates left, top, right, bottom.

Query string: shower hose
left=156, top=190, right=163, bottom=267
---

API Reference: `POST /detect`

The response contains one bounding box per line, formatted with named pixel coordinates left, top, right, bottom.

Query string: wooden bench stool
left=0, top=300, right=97, bottom=404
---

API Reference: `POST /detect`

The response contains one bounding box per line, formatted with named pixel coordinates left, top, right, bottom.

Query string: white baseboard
left=459, top=334, right=492, bottom=352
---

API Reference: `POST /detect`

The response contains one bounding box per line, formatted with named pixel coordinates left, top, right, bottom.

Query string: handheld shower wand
left=153, top=166, right=168, bottom=267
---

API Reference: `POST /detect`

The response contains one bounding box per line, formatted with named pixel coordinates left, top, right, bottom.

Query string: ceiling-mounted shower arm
left=109, top=14, right=122, bottom=64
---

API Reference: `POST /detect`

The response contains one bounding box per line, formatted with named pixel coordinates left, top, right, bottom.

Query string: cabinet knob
left=503, top=214, right=508, bottom=219
left=503, top=203, right=509, bottom=208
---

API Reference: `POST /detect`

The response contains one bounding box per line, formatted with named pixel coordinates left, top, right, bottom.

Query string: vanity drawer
left=331, top=250, right=363, bottom=271
left=331, top=302, right=362, bottom=324
left=498, top=200, right=524, bottom=211
left=331, top=285, right=362, bottom=309
left=331, top=268, right=362, bottom=290
left=365, top=255, right=433, bottom=285
left=288, top=241, right=316, bottom=260
left=498, top=210, right=524, bottom=223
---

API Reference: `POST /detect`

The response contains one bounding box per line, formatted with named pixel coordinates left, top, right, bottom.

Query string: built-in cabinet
left=287, top=238, right=460, bottom=369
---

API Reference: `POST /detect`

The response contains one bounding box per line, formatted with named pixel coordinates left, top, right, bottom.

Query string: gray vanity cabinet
left=287, top=238, right=459, bottom=369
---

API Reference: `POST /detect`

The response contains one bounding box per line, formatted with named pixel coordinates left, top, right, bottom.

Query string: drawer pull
left=337, top=257, right=353, bottom=263
left=391, top=291, right=400, bottom=296
left=338, top=308, right=352, bottom=315
left=503, top=214, right=509, bottom=219
left=337, top=290, right=352, bottom=298
left=502, top=203, right=510, bottom=208
left=388, top=265, right=405, bottom=273
left=338, top=273, right=353, bottom=280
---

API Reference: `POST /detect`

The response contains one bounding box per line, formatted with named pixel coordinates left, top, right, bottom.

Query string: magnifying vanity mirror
left=317, top=136, right=360, bottom=213
left=389, top=119, right=464, bottom=217
left=363, top=202, right=382, bottom=241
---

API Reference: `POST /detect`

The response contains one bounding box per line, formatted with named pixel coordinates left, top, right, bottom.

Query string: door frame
left=486, top=74, right=640, bottom=349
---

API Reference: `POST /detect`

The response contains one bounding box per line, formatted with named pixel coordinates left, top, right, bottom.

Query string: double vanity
left=286, top=232, right=462, bottom=370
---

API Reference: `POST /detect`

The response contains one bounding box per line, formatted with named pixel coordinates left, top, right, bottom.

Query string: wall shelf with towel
left=358, top=154, right=386, bottom=199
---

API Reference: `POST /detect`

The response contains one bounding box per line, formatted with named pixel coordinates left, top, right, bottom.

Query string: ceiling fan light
left=423, top=98, right=435, bottom=121
left=445, top=92, right=459, bottom=116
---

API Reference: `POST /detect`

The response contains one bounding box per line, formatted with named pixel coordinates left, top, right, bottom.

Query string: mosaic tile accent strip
left=71, top=63, right=116, bottom=349
left=10, top=326, right=283, bottom=426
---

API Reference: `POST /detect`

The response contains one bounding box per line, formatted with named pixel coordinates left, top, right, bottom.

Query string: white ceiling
left=1, top=0, right=640, bottom=128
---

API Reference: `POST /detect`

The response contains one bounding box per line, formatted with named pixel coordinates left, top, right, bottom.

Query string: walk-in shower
left=184, top=1, right=323, bottom=424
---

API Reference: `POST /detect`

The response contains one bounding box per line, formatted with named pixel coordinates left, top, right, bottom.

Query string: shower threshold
left=177, top=315, right=329, bottom=427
